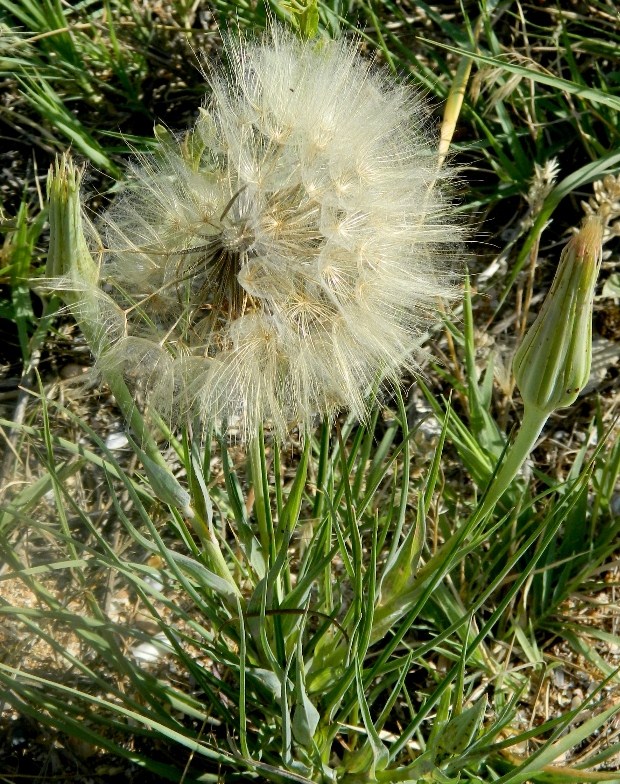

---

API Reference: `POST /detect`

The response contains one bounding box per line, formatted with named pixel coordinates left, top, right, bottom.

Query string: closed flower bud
left=46, top=154, right=98, bottom=293
left=513, top=216, right=603, bottom=415
left=47, top=155, right=124, bottom=356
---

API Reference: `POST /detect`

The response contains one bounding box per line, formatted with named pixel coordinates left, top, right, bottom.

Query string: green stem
left=311, top=404, right=552, bottom=696
left=414, top=403, right=549, bottom=587
left=476, top=403, right=549, bottom=520
left=103, top=368, right=168, bottom=470
left=47, top=155, right=239, bottom=593
left=362, top=406, right=550, bottom=657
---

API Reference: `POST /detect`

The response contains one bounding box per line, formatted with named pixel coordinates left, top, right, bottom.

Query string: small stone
left=105, top=432, right=129, bottom=450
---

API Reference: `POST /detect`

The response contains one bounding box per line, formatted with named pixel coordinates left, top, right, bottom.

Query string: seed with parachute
left=56, top=26, right=460, bottom=439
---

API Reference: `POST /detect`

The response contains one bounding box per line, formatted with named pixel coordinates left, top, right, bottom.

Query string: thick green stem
left=362, top=405, right=548, bottom=654
left=103, top=369, right=168, bottom=470
left=309, top=404, right=552, bottom=698
left=413, top=403, right=549, bottom=590
left=476, top=403, right=548, bottom=520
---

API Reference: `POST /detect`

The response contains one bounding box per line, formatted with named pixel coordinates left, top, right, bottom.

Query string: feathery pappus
left=81, top=26, right=460, bottom=439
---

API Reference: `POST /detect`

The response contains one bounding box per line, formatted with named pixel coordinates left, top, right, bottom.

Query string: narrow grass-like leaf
left=419, top=39, right=620, bottom=112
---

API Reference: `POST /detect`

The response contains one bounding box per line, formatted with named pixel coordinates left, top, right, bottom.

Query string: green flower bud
left=514, top=216, right=603, bottom=415
left=46, top=153, right=99, bottom=294
left=46, top=154, right=125, bottom=359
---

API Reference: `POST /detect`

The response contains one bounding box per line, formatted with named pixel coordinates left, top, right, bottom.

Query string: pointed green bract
left=46, top=154, right=98, bottom=299
left=514, top=216, right=603, bottom=415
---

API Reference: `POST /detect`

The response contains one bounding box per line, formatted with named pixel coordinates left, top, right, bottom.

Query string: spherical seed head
left=94, top=27, right=460, bottom=439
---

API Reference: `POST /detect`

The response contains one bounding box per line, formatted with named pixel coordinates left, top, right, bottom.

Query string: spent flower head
left=69, top=26, right=459, bottom=439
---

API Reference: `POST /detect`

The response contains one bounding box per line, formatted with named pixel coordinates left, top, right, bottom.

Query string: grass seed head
left=84, top=26, right=460, bottom=439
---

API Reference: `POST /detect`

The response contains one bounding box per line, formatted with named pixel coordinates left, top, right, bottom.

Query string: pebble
left=105, top=432, right=129, bottom=450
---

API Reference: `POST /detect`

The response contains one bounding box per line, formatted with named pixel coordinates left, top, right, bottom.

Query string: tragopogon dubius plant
left=51, top=26, right=460, bottom=440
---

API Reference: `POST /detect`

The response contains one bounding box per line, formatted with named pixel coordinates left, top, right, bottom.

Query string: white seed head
left=90, top=27, right=460, bottom=439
